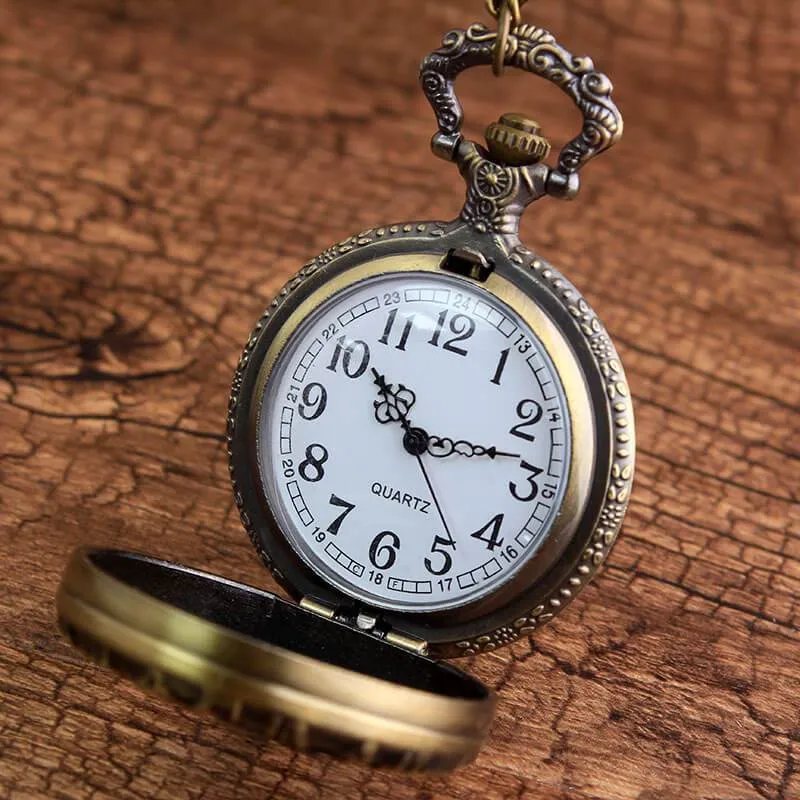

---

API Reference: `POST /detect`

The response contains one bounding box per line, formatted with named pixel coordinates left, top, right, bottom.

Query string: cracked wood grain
left=0, top=0, right=798, bottom=798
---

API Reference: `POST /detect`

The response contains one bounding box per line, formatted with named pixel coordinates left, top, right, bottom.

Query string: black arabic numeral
left=298, top=443, right=328, bottom=482
left=378, top=308, right=396, bottom=346
left=326, top=494, right=355, bottom=535
left=509, top=460, right=544, bottom=502
left=378, top=308, right=415, bottom=351
left=298, top=382, right=328, bottom=420
left=470, top=513, right=504, bottom=551
left=369, top=531, right=400, bottom=570
left=490, top=347, right=510, bottom=385
left=327, top=336, right=370, bottom=378
left=499, top=544, right=519, bottom=564
left=427, top=310, right=475, bottom=356
left=509, top=398, right=543, bottom=442
left=428, top=309, right=447, bottom=348
left=443, top=313, right=475, bottom=356
left=424, top=536, right=455, bottom=576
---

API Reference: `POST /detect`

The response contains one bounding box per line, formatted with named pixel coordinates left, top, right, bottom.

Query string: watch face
left=258, top=271, right=572, bottom=612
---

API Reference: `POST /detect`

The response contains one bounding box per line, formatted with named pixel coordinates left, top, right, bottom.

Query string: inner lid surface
left=89, top=550, right=486, bottom=701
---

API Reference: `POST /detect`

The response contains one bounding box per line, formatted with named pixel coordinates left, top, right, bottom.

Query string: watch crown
left=485, top=113, right=551, bottom=167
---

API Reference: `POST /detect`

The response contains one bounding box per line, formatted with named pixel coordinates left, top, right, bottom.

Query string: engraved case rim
left=56, top=546, right=496, bottom=771
left=227, top=221, right=635, bottom=659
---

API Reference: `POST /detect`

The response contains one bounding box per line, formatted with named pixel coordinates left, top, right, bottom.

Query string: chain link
left=486, top=0, right=529, bottom=76
left=485, top=0, right=528, bottom=27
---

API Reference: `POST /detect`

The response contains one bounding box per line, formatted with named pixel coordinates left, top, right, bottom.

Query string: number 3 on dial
left=510, top=461, right=543, bottom=502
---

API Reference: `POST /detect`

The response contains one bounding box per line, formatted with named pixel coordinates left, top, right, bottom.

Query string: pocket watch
left=57, top=1, right=634, bottom=772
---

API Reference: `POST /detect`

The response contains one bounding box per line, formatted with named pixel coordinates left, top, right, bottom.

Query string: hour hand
left=427, top=435, right=519, bottom=460
left=371, top=368, right=416, bottom=427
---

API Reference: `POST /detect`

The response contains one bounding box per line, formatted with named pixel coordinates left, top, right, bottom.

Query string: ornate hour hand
left=372, top=369, right=431, bottom=457
left=371, top=369, right=416, bottom=427
left=427, top=436, right=520, bottom=460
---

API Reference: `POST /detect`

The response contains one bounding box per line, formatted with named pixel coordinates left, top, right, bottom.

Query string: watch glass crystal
left=259, top=271, right=571, bottom=612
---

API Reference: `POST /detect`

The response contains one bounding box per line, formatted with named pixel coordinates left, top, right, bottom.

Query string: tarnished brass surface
left=56, top=548, right=496, bottom=771
left=485, top=113, right=551, bottom=166
left=228, top=217, right=633, bottom=657
left=485, top=0, right=529, bottom=75
left=55, top=0, right=634, bottom=773
left=421, top=22, right=623, bottom=180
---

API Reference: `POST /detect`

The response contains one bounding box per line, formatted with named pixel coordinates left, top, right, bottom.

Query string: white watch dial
left=259, top=271, right=571, bottom=612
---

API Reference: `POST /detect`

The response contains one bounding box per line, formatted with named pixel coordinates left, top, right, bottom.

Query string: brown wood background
left=1, top=0, right=798, bottom=798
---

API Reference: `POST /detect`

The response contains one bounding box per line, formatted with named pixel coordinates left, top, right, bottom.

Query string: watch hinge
left=356, top=610, right=379, bottom=631
left=299, top=596, right=336, bottom=619
left=300, top=597, right=429, bottom=656
left=385, top=630, right=429, bottom=657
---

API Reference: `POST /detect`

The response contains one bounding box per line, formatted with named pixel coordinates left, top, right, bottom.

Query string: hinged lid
left=56, top=547, right=495, bottom=771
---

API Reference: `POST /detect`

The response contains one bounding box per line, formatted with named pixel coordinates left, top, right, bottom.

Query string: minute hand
left=370, top=369, right=455, bottom=542
left=426, top=435, right=520, bottom=460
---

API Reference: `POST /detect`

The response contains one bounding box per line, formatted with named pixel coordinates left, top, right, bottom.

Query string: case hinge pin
left=301, top=598, right=429, bottom=656
left=299, top=596, right=336, bottom=619
left=356, top=612, right=378, bottom=631
left=385, top=631, right=429, bottom=657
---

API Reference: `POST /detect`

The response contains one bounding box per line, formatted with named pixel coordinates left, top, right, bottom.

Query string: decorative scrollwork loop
left=419, top=23, right=623, bottom=176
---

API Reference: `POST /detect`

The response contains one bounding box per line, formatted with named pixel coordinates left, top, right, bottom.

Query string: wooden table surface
left=1, top=1, right=798, bottom=798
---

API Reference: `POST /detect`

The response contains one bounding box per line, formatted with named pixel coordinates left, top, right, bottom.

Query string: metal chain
left=485, top=0, right=529, bottom=76
left=485, top=0, right=528, bottom=26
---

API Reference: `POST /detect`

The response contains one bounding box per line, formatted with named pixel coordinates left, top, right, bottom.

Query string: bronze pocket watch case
left=57, top=6, right=635, bottom=773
